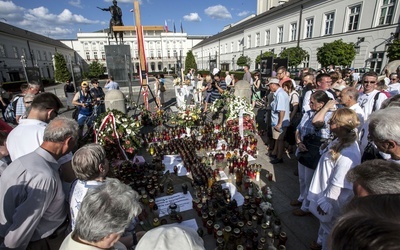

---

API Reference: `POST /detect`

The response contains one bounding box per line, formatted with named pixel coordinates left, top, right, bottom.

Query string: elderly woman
left=61, top=178, right=142, bottom=250
left=308, top=108, right=361, bottom=250
left=292, top=91, right=333, bottom=216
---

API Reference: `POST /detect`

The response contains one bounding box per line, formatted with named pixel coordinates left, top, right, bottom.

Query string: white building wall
left=61, top=30, right=205, bottom=74
left=0, top=31, right=74, bottom=82
left=193, top=0, right=400, bottom=73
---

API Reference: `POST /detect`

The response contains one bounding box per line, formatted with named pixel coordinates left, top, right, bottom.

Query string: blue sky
left=0, top=0, right=256, bottom=39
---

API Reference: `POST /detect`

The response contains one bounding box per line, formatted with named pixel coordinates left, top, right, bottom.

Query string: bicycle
left=78, top=100, right=104, bottom=146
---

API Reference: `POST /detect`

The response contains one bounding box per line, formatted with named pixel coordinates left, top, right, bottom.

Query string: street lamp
left=20, top=56, right=29, bottom=81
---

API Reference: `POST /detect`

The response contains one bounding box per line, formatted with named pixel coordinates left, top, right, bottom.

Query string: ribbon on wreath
left=94, top=112, right=129, bottom=160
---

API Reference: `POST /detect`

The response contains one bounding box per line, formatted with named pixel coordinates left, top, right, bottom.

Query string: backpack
left=4, top=95, right=23, bottom=124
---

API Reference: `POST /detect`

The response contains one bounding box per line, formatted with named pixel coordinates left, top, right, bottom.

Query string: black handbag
left=297, top=134, right=325, bottom=170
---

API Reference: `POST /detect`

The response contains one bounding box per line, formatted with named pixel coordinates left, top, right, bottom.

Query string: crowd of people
left=0, top=64, right=399, bottom=249
left=259, top=65, right=400, bottom=249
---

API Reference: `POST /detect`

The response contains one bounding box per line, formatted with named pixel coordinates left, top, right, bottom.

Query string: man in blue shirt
left=104, top=76, right=119, bottom=90
left=268, top=78, right=290, bottom=164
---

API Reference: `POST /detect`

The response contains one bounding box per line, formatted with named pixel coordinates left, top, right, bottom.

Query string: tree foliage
left=54, top=53, right=71, bottom=82
left=255, top=51, right=277, bottom=64
left=237, top=55, right=252, bottom=67
left=279, top=47, right=309, bottom=67
left=88, top=60, right=105, bottom=78
left=317, top=39, right=356, bottom=68
left=185, top=50, right=197, bottom=72
left=387, top=39, right=400, bottom=62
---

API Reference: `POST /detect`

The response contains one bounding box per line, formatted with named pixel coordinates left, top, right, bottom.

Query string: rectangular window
left=225, top=43, right=228, bottom=53
left=379, top=0, right=395, bottom=25
left=306, top=18, right=314, bottom=38
left=325, top=12, right=334, bottom=35
left=348, top=5, right=361, bottom=31
left=37, top=50, right=41, bottom=60
left=247, top=35, right=251, bottom=48
left=167, top=50, right=170, bottom=58
left=93, top=52, right=98, bottom=60
left=101, top=51, right=106, bottom=60
left=85, top=51, right=90, bottom=60
left=237, top=40, right=241, bottom=52
left=21, top=48, right=27, bottom=59
left=255, top=33, right=260, bottom=47
left=290, top=23, right=297, bottom=41
left=231, top=42, right=234, bottom=52
left=157, top=50, right=161, bottom=58
left=278, top=26, right=283, bottom=43
left=265, top=30, right=270, bottom=45
left=43, top=51, right=47, bottom=61
left=0, top=45, right=6, bottom=58
left=12, top=46, right=18, bottom=58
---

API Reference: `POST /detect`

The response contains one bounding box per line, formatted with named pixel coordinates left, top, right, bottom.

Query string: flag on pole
left=164, top=20, right=168, bottom=32
left=173, top=21, right=176, bottom=33
left=180, top=20, right=183, bottom=33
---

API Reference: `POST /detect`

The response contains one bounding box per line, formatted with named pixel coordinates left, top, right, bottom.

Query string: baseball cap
left=81, top=81, right=89, bottom=87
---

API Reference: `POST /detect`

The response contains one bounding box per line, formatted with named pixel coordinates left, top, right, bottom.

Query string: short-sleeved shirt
left=209, top=81, right=227, bottom=103
left=270, top=87, right=290, bottom=127
left=242, top=72, right=252, bottom=84
left=297, top=110, right=332, bottom=140
left=357, top=89, right=387, bottom=120
left=0, top=147, right=66, bottom=248
left=15, top=96, right=25, bottom=117
left=104, top=81, right=119, bottom=90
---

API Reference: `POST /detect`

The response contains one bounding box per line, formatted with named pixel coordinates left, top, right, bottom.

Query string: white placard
left=155, top=192, right=193, bottom=217
left=162, top=155, right=188, bottom=176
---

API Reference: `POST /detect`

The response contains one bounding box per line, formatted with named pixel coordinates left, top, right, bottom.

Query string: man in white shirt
left=302, top=73, right=334, bottom=113
left=339, top=87, right=365, bottom=131
left=357, top=72, right=387, bottom=120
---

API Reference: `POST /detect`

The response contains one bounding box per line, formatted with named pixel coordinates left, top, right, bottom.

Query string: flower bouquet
left=169, top=105, right=202, bottom=128
left=94, top=110, right=142, bottom=161
left=173, top=77, right=181, bottom=86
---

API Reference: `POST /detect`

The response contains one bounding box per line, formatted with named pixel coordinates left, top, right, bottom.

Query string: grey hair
left=43, top=117, right=79, bottom=143
left=342, top=87, right=359, bottom=101
left=74, top=178, right=142, bottom=243
left=346, top=159, right=400, bottom=195
left=28, top=81, right=40, bottom=89
left=72, top=143, right=106, bottom=180
left=368, top=107, right=400, bottom=145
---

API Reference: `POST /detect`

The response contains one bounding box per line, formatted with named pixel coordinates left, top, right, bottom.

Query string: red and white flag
left=164, top=20, right=168, bottom=32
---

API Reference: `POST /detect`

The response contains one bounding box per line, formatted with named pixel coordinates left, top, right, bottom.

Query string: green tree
left=317, top=39, right=356, bottom=68
left=237, top=55, right=252, bottom=67
left=185, top=50, right=197, bottom=72
left=279, top=47, right=309, bottom=67
left=88, top=60, right=105, bottom=78
left=255, top=51, right=277, bottom=65
left=54, top=53, right=71, bottom=82
left=387, top=39, right=400, bottom=62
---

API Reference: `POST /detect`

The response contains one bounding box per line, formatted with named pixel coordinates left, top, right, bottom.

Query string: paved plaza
left=46, top=78, right=319, bottom=250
